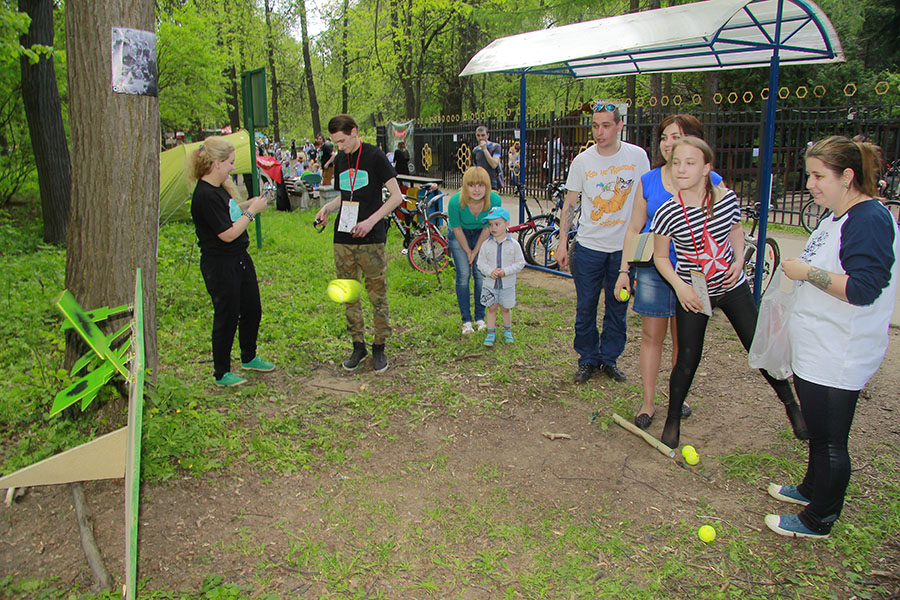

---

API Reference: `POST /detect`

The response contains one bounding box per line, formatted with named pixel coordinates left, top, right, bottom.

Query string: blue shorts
left=632, top=265, right=677, bottom=318
left=481, top=285, right=516, bottom=309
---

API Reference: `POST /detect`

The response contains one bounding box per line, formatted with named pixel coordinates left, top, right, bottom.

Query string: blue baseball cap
left=481, top=206, right=510, bottom=223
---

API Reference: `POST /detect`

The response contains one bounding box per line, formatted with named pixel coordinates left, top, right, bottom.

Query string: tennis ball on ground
left=685, top=451, right=700, bottom=466
left=681, top=445, right=696, bottom=459
left=698, top=525, right=716, bottom=543
left=618, top=288, right=630, bottom=301
left=326, top=279, right=362, bottom=303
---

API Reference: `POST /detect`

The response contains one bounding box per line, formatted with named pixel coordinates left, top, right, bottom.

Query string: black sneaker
left=573, top=363, right=595, bottom=383
left=342, top=342, right=367, bottom=371
left=372, top=343, right=388, bottom=373
left=600, top=363, right=627, bottom=382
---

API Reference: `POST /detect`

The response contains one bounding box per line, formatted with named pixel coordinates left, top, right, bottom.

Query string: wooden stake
left=612, top=413, right=676, bottom=458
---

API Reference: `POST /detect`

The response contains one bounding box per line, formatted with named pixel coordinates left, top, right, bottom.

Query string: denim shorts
left=481, top=285, right=516, bottom=309
left=632, top=265, right=677, bottom=318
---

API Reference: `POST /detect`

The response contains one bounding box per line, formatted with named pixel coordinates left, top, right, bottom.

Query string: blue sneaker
left=484, top=332, right=495, bottom=347
left=241, top=356, right=275, bottom=372
left=764, top=514, right=829, bottom=539
left=768, top=483, right=810, bottom=506
left=503, top=330, right=514, bottom=343
left=215, top=372, right=247, bottom=387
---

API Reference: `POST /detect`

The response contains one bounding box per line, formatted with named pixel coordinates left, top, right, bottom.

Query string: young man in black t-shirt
left=314, top=114, right=403, bottom=372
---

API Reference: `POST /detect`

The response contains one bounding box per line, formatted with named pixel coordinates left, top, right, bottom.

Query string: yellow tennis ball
left=326, top=279, right=362, bottom=303
left=685, top=451, right=700, bottom=466
left=681, top=445, right=696, bottom=459
left=698, top=525, right=716, bottom=543
left=618, top=288, right=630, bottom=301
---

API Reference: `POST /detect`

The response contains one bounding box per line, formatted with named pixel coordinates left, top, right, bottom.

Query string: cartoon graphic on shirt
left=800, top=229, right=828, bottom=262
left=590, top=177, right=634, bottom=221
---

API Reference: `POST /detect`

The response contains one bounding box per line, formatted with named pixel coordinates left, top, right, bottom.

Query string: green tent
left=159, top=130, right=252, bottom=225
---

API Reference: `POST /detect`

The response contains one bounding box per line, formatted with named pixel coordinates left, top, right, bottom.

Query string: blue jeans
left=448, top=228, right=485, bottom=323
left=570, top=242, right=628, bottom=367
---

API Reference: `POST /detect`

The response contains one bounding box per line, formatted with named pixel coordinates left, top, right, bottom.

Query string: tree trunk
left=264, top=0, right=280, bottom=142
left=225, top=63, right=240, bottom=132
left=340, top=0, right=349, bottom=114
left=65, top=0, right=159, bottom=379
left=297, top=0, right=321, bottom=135
left=704, top=71, right=719, bottom=112
left=71, top=482, right=112, bottom=592
left=19, top=0, right=70, bottom=245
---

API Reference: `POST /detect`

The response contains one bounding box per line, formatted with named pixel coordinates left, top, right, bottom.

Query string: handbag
left=748, top=270, right=796, bottom=379
left=626, top=231, right=654, bottom=267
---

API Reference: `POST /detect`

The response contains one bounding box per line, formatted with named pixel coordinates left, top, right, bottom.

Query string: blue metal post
left=519, top=74, right=527, bottom=224
left=754, top=0, right=785, bottom=304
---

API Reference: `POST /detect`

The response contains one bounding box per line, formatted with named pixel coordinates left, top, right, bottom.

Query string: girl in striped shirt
left=650, top=137, right=807, bottom=449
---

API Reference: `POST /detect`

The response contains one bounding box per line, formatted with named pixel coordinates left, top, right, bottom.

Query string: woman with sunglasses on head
left=650, top=137, right=807, bottom=449
left=188, top=136, right=275, bottom=387
left=615, top=114, right=723, bottom=430
left=764, top=136, right=899, bottom=539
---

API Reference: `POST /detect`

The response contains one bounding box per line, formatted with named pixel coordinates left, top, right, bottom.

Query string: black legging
left=794, top=376, right=859, bottom=534
left=662, top=281, right=796, bottom=448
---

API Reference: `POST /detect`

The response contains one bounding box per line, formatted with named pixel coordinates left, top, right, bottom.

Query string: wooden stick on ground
left=612, top=413, right=676, bottom=459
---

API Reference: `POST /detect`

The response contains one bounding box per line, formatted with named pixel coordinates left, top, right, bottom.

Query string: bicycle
left=742, top=202, right=780, bottom=294
left=801, top=159, right=900, bottom=233
left=508, top=182, right=566, bottom=252
left=406, top=191, right=451, bottom=275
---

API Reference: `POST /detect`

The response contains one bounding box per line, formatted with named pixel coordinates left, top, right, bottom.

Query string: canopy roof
left=460, top=0, right=843, bottom=78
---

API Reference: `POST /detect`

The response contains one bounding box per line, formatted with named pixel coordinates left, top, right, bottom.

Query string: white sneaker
left=461, top=322, right=474, bottom=334
left=475, top=320, right=487, bottom=332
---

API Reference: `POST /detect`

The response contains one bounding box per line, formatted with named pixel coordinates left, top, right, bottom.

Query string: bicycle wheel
left=744, top=237, right=780, bottom=295
left=525, top=226, right=561, bottom=269
left=800, top=201, right=829, bottom=234
left=407, top=231, right=449, bottom=274
left=882, top=200, right=900, bottom=227
left=516, top=213, right=558, bottom=246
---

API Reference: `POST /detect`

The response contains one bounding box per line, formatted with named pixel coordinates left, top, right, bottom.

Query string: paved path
left=493, top=193, right=900, bottom=327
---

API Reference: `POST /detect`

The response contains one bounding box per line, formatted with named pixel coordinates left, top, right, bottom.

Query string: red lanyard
left=347, top=145, right=362, bottom=202
left=677, top=191, right=709, bottom=257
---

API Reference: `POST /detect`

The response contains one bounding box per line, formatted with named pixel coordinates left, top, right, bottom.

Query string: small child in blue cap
left=476, top=207, right=526, bottom=346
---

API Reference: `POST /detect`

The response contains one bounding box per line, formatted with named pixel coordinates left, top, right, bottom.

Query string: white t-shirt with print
left=565, top=141, right=650, bottom=253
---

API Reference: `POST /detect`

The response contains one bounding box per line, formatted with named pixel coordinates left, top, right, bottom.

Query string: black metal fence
left=377, top=103, right=900, bottom=227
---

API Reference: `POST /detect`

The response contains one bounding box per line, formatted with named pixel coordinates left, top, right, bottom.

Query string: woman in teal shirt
left=447, top=166, right=502, bottom=334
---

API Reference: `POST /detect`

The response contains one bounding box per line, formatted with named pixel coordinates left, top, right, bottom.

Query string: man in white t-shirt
left=557, top=103, right=650, bottom=383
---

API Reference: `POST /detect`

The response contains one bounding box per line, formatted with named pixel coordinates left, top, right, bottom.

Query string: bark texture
left=19, top=0, right=71, bottom=245
left=65, top=0, right=159, bottom=377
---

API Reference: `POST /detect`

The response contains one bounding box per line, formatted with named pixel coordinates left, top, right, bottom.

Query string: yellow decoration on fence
left=796, top=86, right=808, bottom=99
left=728, top=92, right=738, bottom=103
left=457, top=144, right=472, bottom=175
left=814, top=85, right=826, bottom=97
left=421, top=143, right=433, bottom=171
left=875, top=81, right=890, bottom=95
left=692, top=93, right=702, bottom=104
left=713, top=93, right=723, bottom=104
left=761, top=87, right=770, bottom=99
left=649, top=96, right=658, bottom=106
left=579, top=140, right=595, bottom=154
left=673, top=94, right=683, bottom=106
left=844, top=83, right=857, bottom=96
left=661, top=95, right=670, bottom=106
left=743, top=91, right=754, bottom=102
left=778, top=86, right=790, bottom=99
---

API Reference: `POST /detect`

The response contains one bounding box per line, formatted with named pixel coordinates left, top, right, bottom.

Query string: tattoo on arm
left=563, top=203, right=576, bottom=233
left=807, top=267, right=832, bottom=291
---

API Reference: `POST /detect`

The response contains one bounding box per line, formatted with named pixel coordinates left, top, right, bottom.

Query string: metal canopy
left=460, top=0, right=843, bottom=78
left=459, top=0, right=844, bottom=295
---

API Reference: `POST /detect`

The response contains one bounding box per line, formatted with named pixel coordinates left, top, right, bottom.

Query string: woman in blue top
left=614, top=114, right=723, bottom=429
left=447, top=166, right=502, bottom=334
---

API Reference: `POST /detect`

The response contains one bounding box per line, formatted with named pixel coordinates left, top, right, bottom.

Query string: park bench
left=284, top=172, right=322, bottom=210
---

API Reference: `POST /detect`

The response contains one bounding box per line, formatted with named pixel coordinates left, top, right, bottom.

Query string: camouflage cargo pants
left=333, top=243, right=391, bottom=344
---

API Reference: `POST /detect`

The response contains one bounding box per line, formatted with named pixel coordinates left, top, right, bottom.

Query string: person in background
left=615, top=114, right=722, bottom=429
left=318, top=133, right=336, bottom=186
left=314, top=114, right=404, bottom=373
left=765, top=135, right=899, bottom=539
left=447, top=166, right=502, bottom=334
left=474, top=125, right=503, bottom=190
left=650, top=136, right=806, bottom=449
left=188, top=136, right=274, bottom=387
left=394, top=141, right=411, bottom=175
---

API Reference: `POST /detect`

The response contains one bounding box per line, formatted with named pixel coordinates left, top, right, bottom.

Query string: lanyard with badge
left=677, top=192, right=715, bottom=316
left=337, top=148, right=362, bottom=233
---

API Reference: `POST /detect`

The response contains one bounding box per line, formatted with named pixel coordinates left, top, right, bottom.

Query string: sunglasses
left=592, top=102, right=617, bottom=112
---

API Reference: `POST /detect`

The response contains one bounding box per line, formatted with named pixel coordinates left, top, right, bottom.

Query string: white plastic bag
left=748, top=270, right=796, bottom=379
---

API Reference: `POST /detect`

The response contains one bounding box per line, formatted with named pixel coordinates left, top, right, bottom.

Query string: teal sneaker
left=241, top=356, right=275, bottom=372
left=764, top=514, right=829, bottom=539
left=483, top=332, right=495, bottom=347
left=215, top=372, right=247, bottom=387
left=503, top=330, right=514, bottom=343
left=768, top=483, right=810, bottom=507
